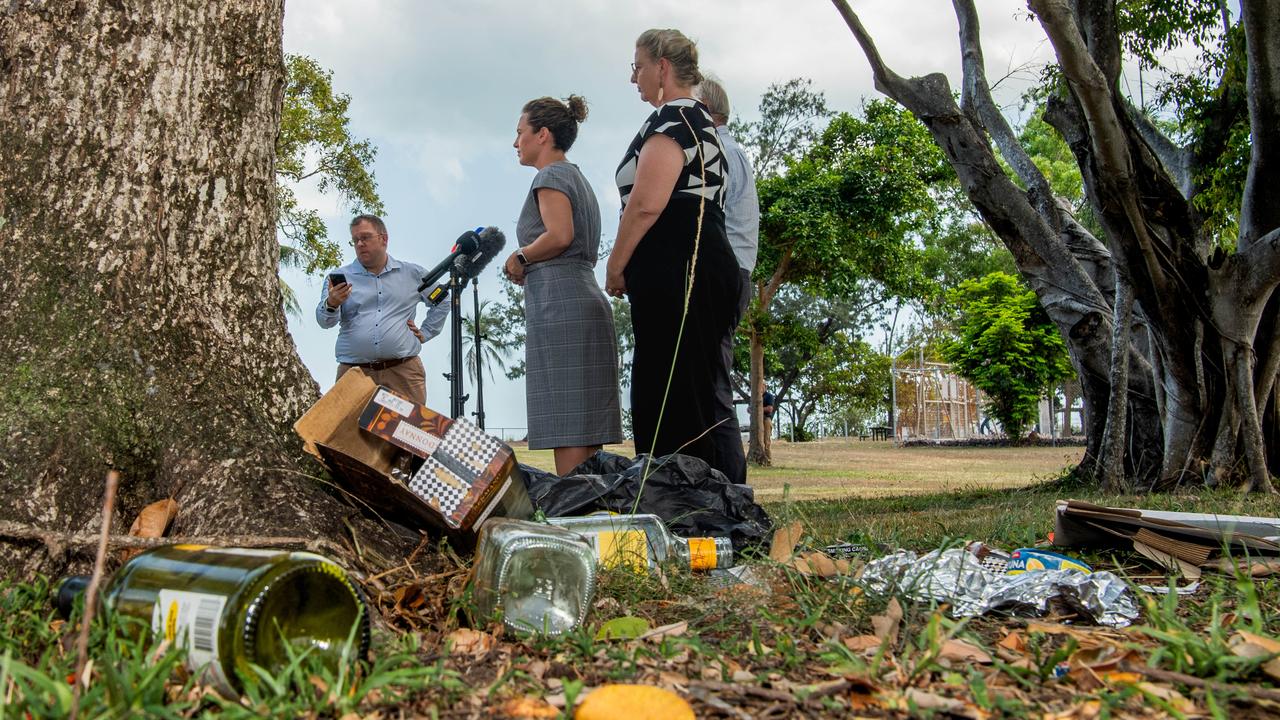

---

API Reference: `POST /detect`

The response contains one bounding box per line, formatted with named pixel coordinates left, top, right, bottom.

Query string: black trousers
left=625, top=203, right=744, bottom=481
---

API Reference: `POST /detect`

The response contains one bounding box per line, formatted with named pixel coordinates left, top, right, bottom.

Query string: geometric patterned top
left=615, top=97, right=727, bottom=210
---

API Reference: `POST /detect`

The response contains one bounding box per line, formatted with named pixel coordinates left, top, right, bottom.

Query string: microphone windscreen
left=456, top=226, right=507, bottom=280
left=453, top=230, right=480, bottom=255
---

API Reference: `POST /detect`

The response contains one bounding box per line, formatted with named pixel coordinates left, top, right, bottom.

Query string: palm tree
left=462, top=299, right=517, bottom=383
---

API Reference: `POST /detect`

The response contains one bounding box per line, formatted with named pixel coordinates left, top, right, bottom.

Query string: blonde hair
left=636, top=28, right=702, bottom=87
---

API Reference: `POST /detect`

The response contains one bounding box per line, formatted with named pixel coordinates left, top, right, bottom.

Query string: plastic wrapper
left=520, top=451, right=773, bottom=554
left=858, top=548, right=1139, bottom=627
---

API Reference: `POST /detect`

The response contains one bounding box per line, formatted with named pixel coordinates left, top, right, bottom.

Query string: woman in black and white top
left=505, top=95, right=622, bottom=476
left=605, top=28, right=746, bottom=480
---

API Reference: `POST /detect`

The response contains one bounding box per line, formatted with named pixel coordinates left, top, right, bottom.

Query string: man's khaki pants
left=337, top=356, right=426, bottom=406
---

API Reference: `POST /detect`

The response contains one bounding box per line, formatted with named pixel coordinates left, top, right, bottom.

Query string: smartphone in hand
left=329, top=272, right=347, bottom=287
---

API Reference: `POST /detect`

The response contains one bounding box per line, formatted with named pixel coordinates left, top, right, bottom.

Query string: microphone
left=417, top=230, right=480, bottom=292
left=453, top=226, right=506, bottom=281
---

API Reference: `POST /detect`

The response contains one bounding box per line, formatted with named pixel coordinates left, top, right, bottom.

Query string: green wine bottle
left=58, top=544, right=370, bottom=697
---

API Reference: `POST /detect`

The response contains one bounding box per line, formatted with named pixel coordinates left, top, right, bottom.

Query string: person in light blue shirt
left=697, top=75, right=760, bottom=483
left=317, top=214, right=450, bottom=405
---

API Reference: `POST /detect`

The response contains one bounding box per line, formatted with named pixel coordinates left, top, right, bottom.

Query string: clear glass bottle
left=471, top=518, right=596, bottom=636
left=545, top=513, right=733, bottom=571
left=56, top=545, right=369, bottom=697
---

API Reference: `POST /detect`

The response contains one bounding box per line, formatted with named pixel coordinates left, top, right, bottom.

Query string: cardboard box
left=1053, top=500, right=1280, bottom=567
left=294, top=369, right=531, bottom=543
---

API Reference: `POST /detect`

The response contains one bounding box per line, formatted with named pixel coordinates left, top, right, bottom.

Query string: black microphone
left=417, top=230, right=480, bottom=292
left=453, top=226, right=507, bottom=281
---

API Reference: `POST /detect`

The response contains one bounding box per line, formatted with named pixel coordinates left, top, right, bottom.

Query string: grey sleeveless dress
left=517, top=161, right=623, bottom=449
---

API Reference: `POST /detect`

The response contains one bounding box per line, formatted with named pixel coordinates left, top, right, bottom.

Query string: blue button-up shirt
left=716, top=125, right=760, bottom=273
left=316, top=255, right=451, bottom=365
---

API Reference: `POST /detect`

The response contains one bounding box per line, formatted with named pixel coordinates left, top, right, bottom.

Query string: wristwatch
left=516, top=249, right=530, bottom=266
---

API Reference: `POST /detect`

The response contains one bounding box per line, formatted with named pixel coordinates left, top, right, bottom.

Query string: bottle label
left=151, top=589, right=234, bottom=696
left=686, top=538, right=718, bottom=571
left=588, top=530, right=650, bottom=571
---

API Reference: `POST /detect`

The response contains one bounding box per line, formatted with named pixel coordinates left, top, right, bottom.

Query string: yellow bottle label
left=590, top=530, right=650, bottom=571
left=151, top=589, right=234, bottom=697
left=687, top=538, right=718, bottom=571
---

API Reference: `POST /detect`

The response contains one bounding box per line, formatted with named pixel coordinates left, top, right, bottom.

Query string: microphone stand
left=447, top=267, right=469, bottom=419
left=472, top=278, right=486, bottom=430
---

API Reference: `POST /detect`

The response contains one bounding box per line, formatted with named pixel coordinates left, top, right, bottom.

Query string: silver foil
left=857, top=549, right=1138, bottom=627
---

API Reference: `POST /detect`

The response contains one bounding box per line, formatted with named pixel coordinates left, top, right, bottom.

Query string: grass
left=5, top=439, right=1280, bottom=717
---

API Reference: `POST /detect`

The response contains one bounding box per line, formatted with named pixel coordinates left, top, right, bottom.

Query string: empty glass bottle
left=56, top=545, right=369, bottom=697
left=546, top=513, right=733, bottom=571
left=471, top=518, right=596, bottom=636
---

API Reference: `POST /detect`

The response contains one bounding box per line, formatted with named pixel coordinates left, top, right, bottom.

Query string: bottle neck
left=679, top=537, right=734, bottom=570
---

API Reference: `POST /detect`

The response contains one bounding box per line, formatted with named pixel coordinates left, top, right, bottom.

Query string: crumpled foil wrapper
left=858, top=548, right=1138, bottom=627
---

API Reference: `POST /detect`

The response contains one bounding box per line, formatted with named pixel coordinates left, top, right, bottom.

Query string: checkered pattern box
left=357, top=386, right=532, bottom=530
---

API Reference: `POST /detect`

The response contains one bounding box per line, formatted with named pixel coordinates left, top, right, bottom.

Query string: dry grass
left=513, top=437, right=1083, bottom=501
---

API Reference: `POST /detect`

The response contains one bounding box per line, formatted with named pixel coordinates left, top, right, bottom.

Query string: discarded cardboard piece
left=294, top=369, right=531, bottom=542
left=1053, top=500, right=1280, bottom=568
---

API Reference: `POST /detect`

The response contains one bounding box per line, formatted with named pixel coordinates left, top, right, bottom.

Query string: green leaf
left=595, top=616, right=651, bottom=641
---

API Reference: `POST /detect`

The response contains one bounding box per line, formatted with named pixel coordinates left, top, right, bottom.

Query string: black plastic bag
left=519, top=451, right=773, bottom=554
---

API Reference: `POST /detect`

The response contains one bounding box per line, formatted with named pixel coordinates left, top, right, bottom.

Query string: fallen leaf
left=1135, top=682, right=1197, bottom=714
left=997, top=630, right=1026, bottom=654
left=445, top=628, right=496, bottom=658
left=1230, top=630, right=1280, bottom=681
left=595, top=616, right=650, bottom=641
left=495, top=697, right=559, bottom=719
left=769, top=522, right=803, bottom=562
left=638, top=620, right=688, bottom=643
left=842, top=635, right=883, bottom=652
left=939, top=639, right=992, bottom=664
left=798, top=551, right=838, bottom=577
left=121, top=499, right=178, bottom=561
left=129, top=498, right=178, bottom=538
left=871, top=597, right=903, bottom=645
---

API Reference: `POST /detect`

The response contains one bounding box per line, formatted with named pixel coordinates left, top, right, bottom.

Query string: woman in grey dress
left=504, top=95, right=622, bottom=475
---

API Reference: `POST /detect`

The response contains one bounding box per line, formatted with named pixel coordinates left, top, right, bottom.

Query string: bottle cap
left=54, top=575, right=91, bottom=619
left=686, top=537, right=733, bottom=571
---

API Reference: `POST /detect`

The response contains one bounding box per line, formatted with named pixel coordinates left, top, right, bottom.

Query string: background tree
left=460, top=299, right=517, bottom=384
left=276, top=54, right=383, bottom=314
left=832, top=0, right=1280, bottom=491
left=744, top=99, right=948, bottom=464
left=943, top=272, right=1075, bottom=440
left=0, top=0, right=404, bottom=572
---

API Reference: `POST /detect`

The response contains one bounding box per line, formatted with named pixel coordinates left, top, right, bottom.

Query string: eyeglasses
left=630, top=62, right=643, bottom=74
left=349, top=232, right=382, bottom=247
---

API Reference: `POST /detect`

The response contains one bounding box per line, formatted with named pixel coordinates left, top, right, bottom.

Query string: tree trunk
left=747, top=281, right=771, bottom=466
left=1099, top=273, right=1133, bottom=491
left=0, top=0, right=405, bottom=574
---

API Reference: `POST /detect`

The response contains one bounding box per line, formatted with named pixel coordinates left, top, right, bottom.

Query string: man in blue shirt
left=697, top=76, right=759, bottom=483
left=317, top=214, right=450, bottom=405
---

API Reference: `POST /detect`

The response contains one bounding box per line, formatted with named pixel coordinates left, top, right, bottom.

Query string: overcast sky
left=278, top=1, right=1064, bottom=437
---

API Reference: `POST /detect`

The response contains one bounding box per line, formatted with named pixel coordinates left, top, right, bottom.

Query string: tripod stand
left=441, top=267, right=487, bottom=428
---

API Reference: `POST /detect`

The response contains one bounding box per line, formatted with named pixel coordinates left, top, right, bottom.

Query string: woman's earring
left=657, top=85, right=665, bottom=104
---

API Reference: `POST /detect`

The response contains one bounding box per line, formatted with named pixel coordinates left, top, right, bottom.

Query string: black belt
left=350, top=356, right=414, bottom=371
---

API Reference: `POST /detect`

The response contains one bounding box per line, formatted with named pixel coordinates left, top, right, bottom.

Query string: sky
left=278, top=0, right=1062, bottom=438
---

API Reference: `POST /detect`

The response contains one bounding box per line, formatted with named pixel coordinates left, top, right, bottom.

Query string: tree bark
left=0, top=0, right=411, bottom=573
left=1099, top=273, right=1133, bottom=492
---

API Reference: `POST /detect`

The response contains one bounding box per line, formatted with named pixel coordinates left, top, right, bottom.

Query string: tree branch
left=1122, top=98, right=1193, bottom=198
left=1239, top=0, right=1280, bottom=249
left=0, top=520, right=351, bottom=561
left=953, top=0, right=1056, bottom=211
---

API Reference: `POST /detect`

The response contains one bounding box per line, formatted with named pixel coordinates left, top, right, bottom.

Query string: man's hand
left=503, top=252, right=526, bottom=286
left=326, top=278, right=352, bottom=308
left=407, top=318, right=426, bottom=343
